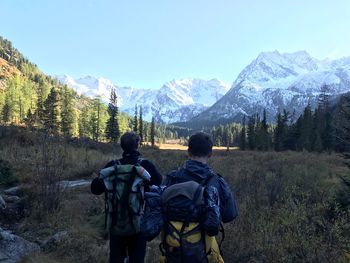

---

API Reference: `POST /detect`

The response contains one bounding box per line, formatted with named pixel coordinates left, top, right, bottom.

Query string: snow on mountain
left=56, top=75, right=230, bottom=123
left=190, top=51, right=350, bottom=125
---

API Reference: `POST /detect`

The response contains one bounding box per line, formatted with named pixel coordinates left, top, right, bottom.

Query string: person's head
left=120, top=132, right=140, bottom=153
left=187, top=132, right=213, bottom=162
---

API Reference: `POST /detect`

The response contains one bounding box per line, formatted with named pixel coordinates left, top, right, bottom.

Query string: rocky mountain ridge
left=188, top=51, right=350, bottom=127
left=57, top=75, right=230, bottom=123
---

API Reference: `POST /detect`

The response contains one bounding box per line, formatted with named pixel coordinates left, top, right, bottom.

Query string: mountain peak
left=256, top=50, right=281, bottom=61
left=283, top=50, right=318, bottom=71
left=235, top=50, right=319, bottom=84
left=57, top=75, right=229, bottom=123
left=189, top=50, right=350, bottom=127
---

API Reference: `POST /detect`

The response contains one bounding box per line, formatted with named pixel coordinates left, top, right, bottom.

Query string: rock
left=3, top=186, right=22, bottom=196
left=2, top=195, right=20, bottom=203
left=59, top=179, right=91, bottom=189
left=0, top=228, right=40, bottom=263
left=0, top=195, right=6, bottom=210
left=41, top=231, right=69, bottom=252
left=0, top=197, right=24, bottom=224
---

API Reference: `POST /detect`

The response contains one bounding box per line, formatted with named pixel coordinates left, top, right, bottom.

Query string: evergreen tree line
left=132, top=104, right=192, bottom=146
left=210, top=110, right=271, bottom=151
left=236, top=90, right=350, bottom=152
left=211, top=123, right=241, bottom=148
left=0, top=75, right=191, bottom=144
left=0, top=37, right=192, bottom=144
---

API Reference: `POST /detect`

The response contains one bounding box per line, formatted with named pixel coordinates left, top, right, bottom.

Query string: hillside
left=0, top=36, right=147, bottom=140
left=0, top=57, right=21, bottom=87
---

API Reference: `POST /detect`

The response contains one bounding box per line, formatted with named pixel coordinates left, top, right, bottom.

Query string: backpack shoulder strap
left=218, top=222, right=225, bottom=255
left=165, top=168, right=182, bottom=186
left=216, top=173, right=223, bottom=179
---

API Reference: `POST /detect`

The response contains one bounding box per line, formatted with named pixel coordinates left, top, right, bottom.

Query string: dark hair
left=120, top=132, right=140, bottom=152
left=188, top=132, right=213, bottom=157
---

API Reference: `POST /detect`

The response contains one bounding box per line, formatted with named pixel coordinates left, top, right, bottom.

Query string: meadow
left=0, top=127, right=349, bottom=263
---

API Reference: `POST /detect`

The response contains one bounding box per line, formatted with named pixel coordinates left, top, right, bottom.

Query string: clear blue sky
left=1, top=0, right=349, bottom=89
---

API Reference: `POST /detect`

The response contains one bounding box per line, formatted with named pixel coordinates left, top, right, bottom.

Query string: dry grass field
left=0, top=127, right=349, bottom=263
left=156, top=143, right=239, bottom=151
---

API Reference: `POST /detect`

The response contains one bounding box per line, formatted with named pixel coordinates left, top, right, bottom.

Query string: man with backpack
left=162, top=132, right=238, bottom=262
left=91, top=131, right=162, bottom=263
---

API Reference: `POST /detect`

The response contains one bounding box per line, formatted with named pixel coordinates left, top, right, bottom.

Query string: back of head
left=188, top=132, right=213, bottom=157
left=120, top=132, right=140, bottom=153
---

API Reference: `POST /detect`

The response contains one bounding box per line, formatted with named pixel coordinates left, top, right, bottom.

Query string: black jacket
left=164, top=159, right=238, bottom=223
left=91, top=150, right=162, bottom=195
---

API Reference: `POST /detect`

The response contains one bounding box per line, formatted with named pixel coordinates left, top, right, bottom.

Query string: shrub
left=0, top=159, right=18, bottom=186
left=28, top=134, right=66, bottom=216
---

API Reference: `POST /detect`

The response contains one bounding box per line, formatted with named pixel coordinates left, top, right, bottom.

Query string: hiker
left=91, top=131, right=162, bottom=263
left=161, top=132, right=238, bottom=262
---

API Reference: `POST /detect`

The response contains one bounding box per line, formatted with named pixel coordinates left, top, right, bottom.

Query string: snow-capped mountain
left=56, top=75, right=230, bottom=123
left=189, top=50, right=350, bottom=126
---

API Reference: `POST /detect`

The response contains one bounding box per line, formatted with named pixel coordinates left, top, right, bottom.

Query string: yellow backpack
left=159, top=221, right=224, bottom=263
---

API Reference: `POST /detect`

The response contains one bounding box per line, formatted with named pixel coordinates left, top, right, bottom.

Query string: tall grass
left=1, top=127, right=349, bottom=262
left=143, top=149, right=350, bottom=263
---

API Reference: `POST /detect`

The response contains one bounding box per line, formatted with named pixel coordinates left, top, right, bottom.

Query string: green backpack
left=99, top=161, right=151, bottom=236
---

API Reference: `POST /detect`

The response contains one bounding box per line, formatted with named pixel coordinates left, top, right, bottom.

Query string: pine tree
left=323, top=110, right=334, bottom=151
left=1, top=103, right=10, bottom=123
left=226, top=126, right=232, bottom=151
left=313, top=131, right=323, bottom=152
left=287, top=122, right=298, bottom=151
left=25, top=108, right=35, bottom=128
left=334, top=94, right=350, bottom=151
left=105, top=88, right=120, bottom=143
left=4, top=77, right=21, bottom=123
left=97, top=98, right=100, bottom=141
left=133, top=104, right=138, bottom=133
left=139, top=105, right=143, bottom=144
left=298, top=104, right=313, bottom=151
left=151, top=116, right=155, bottom=147
left=247, top=115, right=256, bottom=150
left=90, top=98, right=102, bottom=142
left=36, top=82, right=50, bottom=126
left=274, top=111, right=288, bottom=151
left=43, top=87, right=60, bottom=134
left=317, top=86, right=333, bottom=151
left=261, top=109, right=269, bottom=151
left=335, top=94, right=350, bottom=209
left=239, top=115, right=246, bottom=150
left=78, top=105, right=90, bottom=138
left=90, top=112, right=98, bottom=141
left=36, top=87, right=45, bottom=125
left=61, top=85, right=74, bottom=137
left=21, top=79, right=34, bottom=123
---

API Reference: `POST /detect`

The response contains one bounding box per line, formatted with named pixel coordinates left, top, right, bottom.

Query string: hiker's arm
left=91, top=160, right=115, bottom=195
left=218, top=177, right=238, bottom=223
left=91, top=177, right=105, bottom=195
left=141, top=160, right=162, bottom=186
left=103, top=160, right=116, bottom=168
